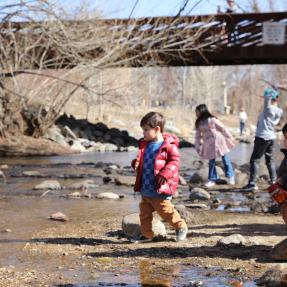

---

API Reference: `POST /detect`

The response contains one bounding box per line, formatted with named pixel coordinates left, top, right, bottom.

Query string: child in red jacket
left=268, top=123, right=287, bottom=224
left=131, top=112, right=187, bottom=242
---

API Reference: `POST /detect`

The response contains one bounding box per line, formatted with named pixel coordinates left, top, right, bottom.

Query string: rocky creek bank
left=1, top=153, right=287, bottom=286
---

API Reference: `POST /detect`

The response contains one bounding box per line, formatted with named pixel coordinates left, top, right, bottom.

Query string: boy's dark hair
left=140, top=112, right=165, bottom=132
left=282, top=123, right=287, bottom=135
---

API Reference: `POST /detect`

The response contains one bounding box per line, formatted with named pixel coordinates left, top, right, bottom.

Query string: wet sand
left=0, top=146, right=286, bottom=286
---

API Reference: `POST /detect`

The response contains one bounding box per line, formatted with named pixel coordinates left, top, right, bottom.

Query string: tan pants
left=139, top=196, right=187, bottom=239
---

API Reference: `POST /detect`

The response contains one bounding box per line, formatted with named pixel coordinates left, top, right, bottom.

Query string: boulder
left=68, top=180, right=96, bottom=190
left=96, top=192, right=119, bottom=199
left=179, top=175, right=187, bottom=186
left=217, top=234, right=249, bottom=246
left=189, top=187, right=211, bottom=201
left=34, top=180, right=61, bottom=190
left=122, top=213, right=166, bottom=239
left=174, top=204, right=195, bottom=223
left=104, top=143, right=118, bottom=152
left=49, top=212, right=68, bottom=222
left=189, top=167, right=209, bottom=184
left=114, top=176, right=135, bottom=186
left=23, top=171, right=44, bottom=177
left=271, top=238, right=287, bottom=261
left=44, top=126, right=69, bottom=148
left=185, top=203, right=208, bottom=209
left=69, top=140, right=87, bottom=153
left=234, top=171, right=248, bottom=185
left=256, top=266, right=287, bottom=287
left=67, top=192, right=81, bottom=198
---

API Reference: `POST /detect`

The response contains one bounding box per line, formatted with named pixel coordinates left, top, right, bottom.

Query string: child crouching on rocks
left=131, top=112, right=188, bottom=243
left=268, top=123, right=287, bottom=224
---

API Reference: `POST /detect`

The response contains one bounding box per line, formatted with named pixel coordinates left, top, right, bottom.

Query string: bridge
left=1, top=12, right=287, bottom=67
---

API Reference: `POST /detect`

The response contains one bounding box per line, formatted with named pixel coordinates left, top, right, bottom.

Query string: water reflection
left=139, top=260, right=180, bottom=287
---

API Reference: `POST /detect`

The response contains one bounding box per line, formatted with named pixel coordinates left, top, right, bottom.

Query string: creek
left=0, top=142, right=283, bottom=286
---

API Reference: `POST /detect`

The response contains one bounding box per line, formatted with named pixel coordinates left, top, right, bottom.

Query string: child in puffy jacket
left=131, top=112, right=187, bottom=242
left=194, top=104, right=235, bottom=188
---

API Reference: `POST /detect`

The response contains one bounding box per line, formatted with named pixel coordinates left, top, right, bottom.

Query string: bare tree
left=0, top=0, right=218, bottom=140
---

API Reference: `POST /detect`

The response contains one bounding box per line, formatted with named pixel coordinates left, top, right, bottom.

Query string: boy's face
left=142, top=125, right=159, bottom=141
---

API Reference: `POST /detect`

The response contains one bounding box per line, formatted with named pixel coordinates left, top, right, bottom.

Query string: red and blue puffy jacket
left=132, top=133, right=180, bottom=196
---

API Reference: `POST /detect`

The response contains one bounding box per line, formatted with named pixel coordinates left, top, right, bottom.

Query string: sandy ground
left=1, top=205, right=286, bottom=287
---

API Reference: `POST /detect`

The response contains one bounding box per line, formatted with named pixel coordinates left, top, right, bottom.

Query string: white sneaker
left=205, top=181, right=215, bottom=188
left=228, top=176, right=235, bottom=185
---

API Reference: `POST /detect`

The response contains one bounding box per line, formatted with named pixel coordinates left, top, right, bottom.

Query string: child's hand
left=156, top=175, right=167, bottom=188
left=131, top=159, right=139, bottom=171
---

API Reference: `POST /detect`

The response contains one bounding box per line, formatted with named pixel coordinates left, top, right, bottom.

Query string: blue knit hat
left=264, top=87, right=279, bottom=99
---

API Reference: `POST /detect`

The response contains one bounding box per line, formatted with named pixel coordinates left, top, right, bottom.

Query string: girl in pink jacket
left=195, top=104, right=235, bottom=187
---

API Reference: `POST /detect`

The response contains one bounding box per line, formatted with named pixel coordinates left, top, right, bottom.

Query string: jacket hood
left=162, top=133, right=179, bottom=147
left=138, top=133, right=179, bottom=148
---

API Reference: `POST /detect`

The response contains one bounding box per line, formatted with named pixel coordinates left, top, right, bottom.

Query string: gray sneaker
left=176, top=227, right=188, bottom=241
left=130, top=234, right=166, bottom=243
left=129, top=235, right=153, bottom=243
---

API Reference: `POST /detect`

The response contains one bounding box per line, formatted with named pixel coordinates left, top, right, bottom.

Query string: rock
left=191, top=160, right=206, bottom=170
left=122, top=213, right=166, bottom=239
left=89, top=142, right=106, bottom=152
left=62, top=125, right=78, bottom=139
left=217, top=234, right=248, bottom=246
left=96, top=192, right=119, bottom=199
left=189, top=168, right=209, bottom=184
left=2, top=229, right=12, bottom=233
left=23, top=171, right=44, bottom=177
left=34, top=180, right=61, bottom=190
left=108, top=164, right=119, bottom=170
left=78, top=138, right=95, bottom=148
left=174, top=204, right=195, bottom=223
left=70, top=140, right=87, bottom=153
left=68, top=192, right=81, bottom=198
left=185, top=203, right=208, bottom=209
left=189, top=281, right=203, bottom=287
left=235, top=171, right=248, bottom=185
left=49, top=212, right=68, bottom=222
left=179, top=175, right=187, bottom=186
left=0, top=170, right=6, bottom=182
left=114, top=176, right=135, bottom=186
left=68, top=180, right=96, bottom=190
left=256, top=266, right=287, bottom=287
left=103, top=176, right=112, bottom=184
left=271, top=238, right=287, bottom=261
left=164, top=121, right=181, bottom=134
left=44, top=125, right=69, bottom=148
left=103, top=167, right=117, bottom=175
left=104, top=143, right=118, bottom=152
left=259, top=164, right=269, bottom=177
left=189, top=187, right=211, bottom=201
left=216, top=166, right=225, bottom=177
left=126, top=146, right=137, bottom=152
left=0, top=165, right=9, bottom=170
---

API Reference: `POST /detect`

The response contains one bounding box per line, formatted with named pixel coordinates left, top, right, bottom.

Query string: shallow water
left=61, top=263, right=256, bottom=287
left=0, top=142, right=282, bottom=286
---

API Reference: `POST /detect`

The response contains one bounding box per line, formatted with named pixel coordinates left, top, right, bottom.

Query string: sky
left=60, top=0, right=287, bottom=19
left=1, top=0, right=287, bottom=19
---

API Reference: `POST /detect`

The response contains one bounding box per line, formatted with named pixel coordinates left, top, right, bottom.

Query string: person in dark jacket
left=131, top=112, right=187, bottom=242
